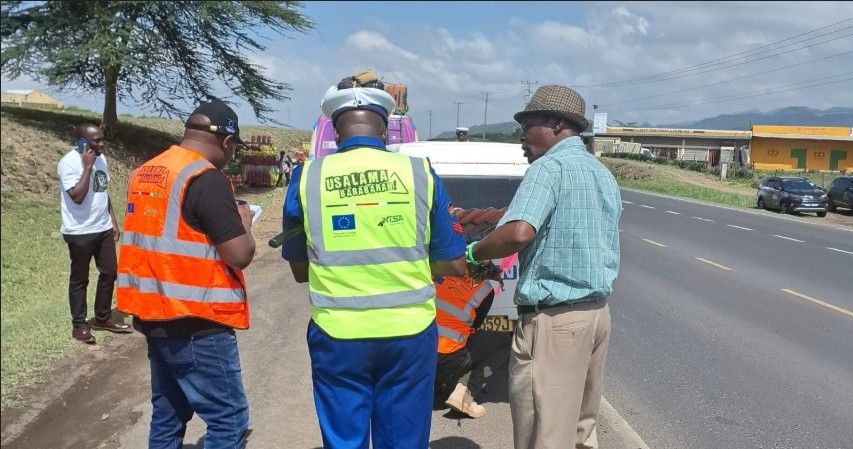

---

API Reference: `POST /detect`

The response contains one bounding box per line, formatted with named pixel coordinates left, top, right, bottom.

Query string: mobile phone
left=76, top=138, right=88, bottom=153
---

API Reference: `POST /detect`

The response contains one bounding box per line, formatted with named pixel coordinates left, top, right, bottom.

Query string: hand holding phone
left=77, top=137, right=96, bottom=169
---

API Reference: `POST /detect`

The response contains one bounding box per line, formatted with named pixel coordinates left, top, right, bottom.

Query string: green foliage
left=1, top=1, right=313, bottom=126
left=601, top=152, right=667, bottom=164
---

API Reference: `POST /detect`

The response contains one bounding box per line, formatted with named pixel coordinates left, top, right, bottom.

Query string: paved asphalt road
left=3, top=189, right=849, bottom=448
left=606, top=190, right=853, bottom=449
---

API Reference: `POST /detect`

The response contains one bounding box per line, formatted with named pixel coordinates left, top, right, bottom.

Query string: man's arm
left=64, top=148, right=97, bottom=204
left=217, top=202, right=256, bottom=270
left=183, top=171, right=255, bottom=270
left=471, top=220, right=535, bottom=261
left=281, top=165, right=309, bottom=282
left=108, top=196, right=119, bottom=242
left=427, top=168, right=467, bottom=277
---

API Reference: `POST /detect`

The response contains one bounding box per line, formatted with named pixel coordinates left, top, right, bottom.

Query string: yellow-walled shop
left=750, top=126, right=852, bottom=172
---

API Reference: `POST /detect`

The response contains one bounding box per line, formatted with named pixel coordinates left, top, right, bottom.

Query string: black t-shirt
left=134, top=169, right=247, bottom=338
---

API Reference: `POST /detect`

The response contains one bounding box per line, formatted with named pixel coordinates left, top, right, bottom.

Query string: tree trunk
left=102, top=64, right=119, bottom=140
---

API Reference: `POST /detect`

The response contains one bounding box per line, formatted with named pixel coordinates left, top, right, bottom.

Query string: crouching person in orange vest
left=116, top=101, right=256, bottom=448
left=435, top=262, right=502, bottom=418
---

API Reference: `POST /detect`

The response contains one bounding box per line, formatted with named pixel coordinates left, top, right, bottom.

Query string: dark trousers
left=63, top=229, right=117, bottom=324
left=435, top=346, right=473, bottom=400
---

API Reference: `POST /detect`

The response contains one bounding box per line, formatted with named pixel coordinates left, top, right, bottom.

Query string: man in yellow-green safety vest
left=281, top=79, right=467, bottom=449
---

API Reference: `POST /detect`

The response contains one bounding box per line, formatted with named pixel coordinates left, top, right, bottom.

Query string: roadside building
left=750, top=126, right=852, bottom=172
left=592, top=126, right=752, bottom=166
left=0, top=89, right=64, bottom=109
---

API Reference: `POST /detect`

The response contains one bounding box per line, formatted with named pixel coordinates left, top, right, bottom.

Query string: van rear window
left=441, top=177, right=522, bottom=209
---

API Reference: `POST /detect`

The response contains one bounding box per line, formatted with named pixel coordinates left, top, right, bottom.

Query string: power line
left=608, top=73, right=853, bottom=113
left=453, top=101, right=464, bottom=127
left=481, top=91, right=494, bottom=140
left=521, top=80, right=538, bottom=104
left=598, top=49, right=853, bottom=107
left=571, top=18, right=853, bottom=88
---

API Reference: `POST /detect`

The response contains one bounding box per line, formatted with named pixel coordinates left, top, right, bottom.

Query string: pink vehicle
left=309, top=114, right=419, bottom=160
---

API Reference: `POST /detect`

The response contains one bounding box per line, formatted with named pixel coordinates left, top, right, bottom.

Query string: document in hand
left=249, top=205, right=263, bottom=225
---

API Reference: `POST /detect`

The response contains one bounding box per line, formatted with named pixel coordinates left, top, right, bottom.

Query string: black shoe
left=72, top=325, right=96, bottom=344
left=92, top=319, right=132, bottom=334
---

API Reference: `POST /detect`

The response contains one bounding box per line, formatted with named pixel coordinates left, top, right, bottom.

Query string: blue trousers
left=308, top=320, right=438, bottom=449
left=146, top=331, right=249, bottom=449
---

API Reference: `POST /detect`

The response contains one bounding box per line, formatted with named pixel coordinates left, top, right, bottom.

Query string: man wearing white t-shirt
left=58, top=123, right=131, bottom=343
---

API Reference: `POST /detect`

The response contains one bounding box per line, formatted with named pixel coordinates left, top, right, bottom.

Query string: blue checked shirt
left=499, top=136, right=621, bottom=306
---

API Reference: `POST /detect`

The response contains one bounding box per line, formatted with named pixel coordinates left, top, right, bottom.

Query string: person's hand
left=80, top=143, right=96, bottom=170
left=236, top=200, right=254, bottom=229
left=112, top=218, right=120, bottom=243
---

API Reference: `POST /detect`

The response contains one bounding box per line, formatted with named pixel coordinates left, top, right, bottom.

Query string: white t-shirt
left=57, top=148, right=113, bottom=235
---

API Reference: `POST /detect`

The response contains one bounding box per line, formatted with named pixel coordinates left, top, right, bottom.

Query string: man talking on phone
left=57, top=123, right=130, bottom=344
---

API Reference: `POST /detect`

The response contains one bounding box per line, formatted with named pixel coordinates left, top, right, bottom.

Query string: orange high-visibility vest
left=435, top=275, right=494, bottom=354
left=116, top=145, right=249, bottom=329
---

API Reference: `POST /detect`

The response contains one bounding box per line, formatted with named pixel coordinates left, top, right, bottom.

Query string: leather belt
left=517, top=299, right=599, bottom=315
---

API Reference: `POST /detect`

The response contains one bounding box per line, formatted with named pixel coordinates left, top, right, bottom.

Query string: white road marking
left=600, top=396, right=651, bottom=449
left=781, top=289, right=853, bottom=318
left=727, top=224, right=754, bottom=231
left=665, top=210, right=681, bottom=215
left=642, top=238, right=667, bottom=247
left=692, top=216, right=715, bottom=222
left=827, top=247, right=853, bottom=255
left=640, top=205, right=655, bottom=209
left=695, top=257, right=732, bottom=271
left=772, top=234, right=805, bottom=243
left=622, top=200, right=634, bottom=204
left=620, top=188, right=853, bottom=232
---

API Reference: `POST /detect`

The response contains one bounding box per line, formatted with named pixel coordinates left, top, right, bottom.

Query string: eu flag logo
left=332, top=214, right=356, bottom=231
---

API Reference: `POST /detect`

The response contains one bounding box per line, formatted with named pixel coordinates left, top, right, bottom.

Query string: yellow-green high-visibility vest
left=299, top=147, right=436, bottom=339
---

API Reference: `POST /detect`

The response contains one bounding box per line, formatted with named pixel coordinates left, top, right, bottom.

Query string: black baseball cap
left=185, top=101, right=244, bottom=144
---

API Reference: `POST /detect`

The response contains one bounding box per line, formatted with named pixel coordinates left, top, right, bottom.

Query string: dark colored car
left=826, top=175, right=853, bottom=212
left=756, top=176, right=828, bottom=217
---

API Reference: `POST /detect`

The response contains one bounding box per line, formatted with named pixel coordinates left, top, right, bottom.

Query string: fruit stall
left=240, top=135, right=279, bottom=187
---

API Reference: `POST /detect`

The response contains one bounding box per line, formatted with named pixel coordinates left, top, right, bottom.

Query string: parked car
left=756, top=176, right=828, bottom=217
left=826, top=175, right=853, bottom=212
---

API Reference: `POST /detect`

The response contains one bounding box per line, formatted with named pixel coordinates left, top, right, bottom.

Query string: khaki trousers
left=509, top=300, right=611, bottom=449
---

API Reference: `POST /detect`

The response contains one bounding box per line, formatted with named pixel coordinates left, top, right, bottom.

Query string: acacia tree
left=1, top=1, right=313, bottom=136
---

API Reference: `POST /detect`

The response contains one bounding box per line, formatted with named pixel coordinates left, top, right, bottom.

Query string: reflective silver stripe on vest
left=304, top=156, right=430, bottom=267
left=123, top=159, right=221, bottom=260
left=117, top=273, right=245, bottom=303
left=121, top=232, right=217, bottom=259
left=309, top=284, right=435, bottom=309
left=463, top=282, right=494, bottom=315
left=438, top=325, right=466, bottom=343
left=437, top=299, right=473, bottom=326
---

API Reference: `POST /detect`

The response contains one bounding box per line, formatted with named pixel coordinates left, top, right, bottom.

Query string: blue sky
left=4, top=1, right=852, bottom=136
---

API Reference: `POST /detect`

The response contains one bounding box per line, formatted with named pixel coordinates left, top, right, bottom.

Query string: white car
left=389, top=141, right=530, bottom=331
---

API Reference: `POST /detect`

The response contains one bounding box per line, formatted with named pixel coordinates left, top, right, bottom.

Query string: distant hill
left=435, top=107, right=853, bottom=137
left=656, top=106, right=853, bottom=130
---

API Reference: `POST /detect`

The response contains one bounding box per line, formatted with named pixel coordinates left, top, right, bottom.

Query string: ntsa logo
left=502, top=265, right=519, bottom=281
left=377, top=215, right=404, bottom=226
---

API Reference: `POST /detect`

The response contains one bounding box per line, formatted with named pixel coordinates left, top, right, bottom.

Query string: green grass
left=0, top=104, right=309, bottom=409
left=1, top=197, right=87, bottom=406
left=618, top=178, right=756, bottom=208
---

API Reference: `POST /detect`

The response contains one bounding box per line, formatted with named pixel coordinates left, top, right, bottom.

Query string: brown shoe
left=72, top=324, right=96, bottom=344
left=92, top=318, right=132, bottom=334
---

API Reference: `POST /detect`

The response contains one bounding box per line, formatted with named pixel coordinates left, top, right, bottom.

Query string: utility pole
left=481, top=91, right=493, bottom=141
left=521, top=80, right=539, bottom=105
left=428, top=109, right=433, bottom=139
left=454, top=101, right=464, bottom=127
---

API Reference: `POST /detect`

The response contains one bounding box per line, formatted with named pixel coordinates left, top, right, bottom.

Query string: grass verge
left=617, top=178, right=756, bottom=208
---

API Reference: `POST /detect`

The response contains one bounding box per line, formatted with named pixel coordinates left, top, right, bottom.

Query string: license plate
left=479, top=316, right=516, bottom=332
left=804, top=203, right=816, bottom=207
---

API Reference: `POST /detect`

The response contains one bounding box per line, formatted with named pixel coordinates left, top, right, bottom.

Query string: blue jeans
left=147, top=331, right=249, bottom=449
left=308, top=320, right=438, bottom=449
